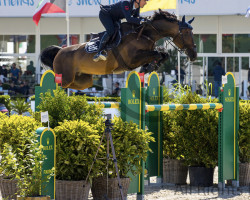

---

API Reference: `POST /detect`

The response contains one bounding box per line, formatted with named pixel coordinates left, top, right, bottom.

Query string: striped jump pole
left=146, top=103, right=223, bottom=111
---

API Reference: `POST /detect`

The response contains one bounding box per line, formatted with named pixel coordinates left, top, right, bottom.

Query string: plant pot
left=91, top=177, right=130, bottom=200
left=239, top=163, right=250, bottom=186
left=189, top=166, right=214, bottom=187
left=56, top=180, right=90, bottom=200
left=163, top=158, right=188, bottom=185
left=17, top=196, right=50, bottom=200
left=0, top=177, right=18, bottom=200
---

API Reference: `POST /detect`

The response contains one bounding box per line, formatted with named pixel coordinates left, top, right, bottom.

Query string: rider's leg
left=93, top=11, right=115, bottom=62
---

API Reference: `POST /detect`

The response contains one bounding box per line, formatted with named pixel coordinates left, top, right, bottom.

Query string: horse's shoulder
left=121, top=22, right=139, bottom=33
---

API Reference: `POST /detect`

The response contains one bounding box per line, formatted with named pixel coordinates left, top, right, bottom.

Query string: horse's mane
left=150, top=9, right=178, bottom=23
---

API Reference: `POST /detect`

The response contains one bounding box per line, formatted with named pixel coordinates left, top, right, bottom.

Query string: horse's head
left=173, top=16, right=197, bottom=61
left=149, top=10, right=197, bottom=61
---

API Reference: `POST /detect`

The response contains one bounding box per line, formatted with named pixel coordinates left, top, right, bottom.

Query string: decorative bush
left=96, top=117, right=155, bottom=178
left=162, top=90, right=219, bottom=168
left=1, top=133, right=53, bottom=197
left=239, top=102, right=250, bottom=163
left=54, top=119, right=105, bottom=181
left=35, top=88, right=103, bottom=129
left=0, top=115, right=41, bottom=153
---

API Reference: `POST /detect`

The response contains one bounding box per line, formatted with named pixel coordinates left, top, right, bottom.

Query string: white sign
left=0, top=0, right=249, bottom=17
left=222, top=75, right=227, bottom=85
left=41, top=111, right=49, bottom=123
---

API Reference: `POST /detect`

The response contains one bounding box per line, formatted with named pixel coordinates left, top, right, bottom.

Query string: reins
left=136, top=19, right=189, bottom=54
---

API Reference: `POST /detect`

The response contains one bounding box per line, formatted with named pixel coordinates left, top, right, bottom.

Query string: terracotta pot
left=163, top=158, right=188, bottom=185
left=91, top=177, right=130, bottom=200
left=56, top=179, right=90, bottom=200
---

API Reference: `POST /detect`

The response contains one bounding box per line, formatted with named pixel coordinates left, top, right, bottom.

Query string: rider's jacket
left=101, top=0, right=141, bottom=24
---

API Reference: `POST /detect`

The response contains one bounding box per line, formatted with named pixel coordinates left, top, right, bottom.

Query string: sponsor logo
left=125, top=6, right=129, bottom=10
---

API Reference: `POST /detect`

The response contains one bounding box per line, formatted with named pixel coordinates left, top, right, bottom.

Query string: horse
left=40, top=9, right=197, bottom=90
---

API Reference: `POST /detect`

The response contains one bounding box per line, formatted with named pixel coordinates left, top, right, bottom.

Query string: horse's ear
left=182, top=15, right=186, bottom=23
left=159, top=8, right=162, bottom=13
left=188, top=17, right=195, bottom=24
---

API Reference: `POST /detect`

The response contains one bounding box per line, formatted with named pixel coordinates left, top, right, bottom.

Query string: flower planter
left=91, top=177, right=130, bottom=200
left=56, top=180, right=90, bottom=200
left=163, top=158, right=188, bottom=185
left=189, top=167, right=214, bottom=187
left=17, top=196, right=50, bottom=200
left=0, top=177, right=18, bottom=200
left=239, top=163, right=250, bottom=186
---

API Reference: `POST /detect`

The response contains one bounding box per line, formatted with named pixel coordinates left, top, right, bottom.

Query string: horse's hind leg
left=68, top=73, right=93, bottom=90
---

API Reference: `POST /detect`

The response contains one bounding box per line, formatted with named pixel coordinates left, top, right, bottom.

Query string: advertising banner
left=0, top=0, right=249, bottom=17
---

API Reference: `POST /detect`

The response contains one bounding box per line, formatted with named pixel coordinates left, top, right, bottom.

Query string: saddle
left=85, top=23, right=122, bottom=53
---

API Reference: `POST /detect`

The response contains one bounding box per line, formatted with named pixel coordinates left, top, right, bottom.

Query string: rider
left=93, top=0, right=148, bottom=62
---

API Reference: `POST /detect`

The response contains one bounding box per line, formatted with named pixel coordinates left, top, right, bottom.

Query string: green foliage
left=162, top=89, right=219, bottom=168
left=35, top=88, right=103, bottom=128
left=0, top=115, right=41, bottom=153
left=0, top=95, right=11, bottom=115
left=0, top=112, right=8, bottom=120
left=11, top=98, right=31, bottom=115
left=1, top=133, right=53, bottom=197
left=96, top=117, right=154, bottom=178
left=0, top=115, right=47, bottom=197
left=239, top=102, right=250, bottom=163
left=54, top=119, right=105, bottom=181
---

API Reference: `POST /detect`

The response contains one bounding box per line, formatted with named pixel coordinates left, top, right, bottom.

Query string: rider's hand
left=140, top=18, right=150, bottom=25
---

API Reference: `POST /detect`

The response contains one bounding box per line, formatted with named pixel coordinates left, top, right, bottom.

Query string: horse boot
left=93, top=33, right=110, bottom=62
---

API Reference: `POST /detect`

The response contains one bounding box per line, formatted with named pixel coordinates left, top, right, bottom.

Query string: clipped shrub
left=54, top=119, right=105, bottom=181
left=35, top=88, right=103, bottom=128
left=1, top=133, right=53, bottom=197
left=0, top=115, right=41, bottom=153
left=239, top=102, right=250, bottom=163
left=163, top=90, right=219, bottom=168
left=0, top=115, right=42, bottom=181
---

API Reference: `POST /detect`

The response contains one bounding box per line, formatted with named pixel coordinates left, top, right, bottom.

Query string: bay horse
left=40, top=9, right=197, bottom=90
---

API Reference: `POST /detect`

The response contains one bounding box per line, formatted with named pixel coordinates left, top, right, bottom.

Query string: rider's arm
left=121, top=1, right=141, bottom=24
left=132, top=8, right=140, bottom=18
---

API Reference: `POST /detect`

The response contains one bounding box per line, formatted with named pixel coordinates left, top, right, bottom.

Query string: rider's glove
left=140, top=18, right=150, bottom=25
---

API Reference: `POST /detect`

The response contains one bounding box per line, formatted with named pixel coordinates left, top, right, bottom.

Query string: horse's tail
left=40, top=45, right=61, bottom=69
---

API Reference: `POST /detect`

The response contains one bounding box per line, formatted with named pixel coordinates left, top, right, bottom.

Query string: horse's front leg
left=136, top=51, right=169, bottom=74
left=131, top=50, right=163, bottom=66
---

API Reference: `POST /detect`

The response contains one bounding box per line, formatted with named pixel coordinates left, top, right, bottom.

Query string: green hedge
left=34, top=88, right=104, bottom=129
left=239, top=102, right=250, bottom=163
left=163, top=90, right=219, bottom=168
left=0, top=115, right=41, bottom=175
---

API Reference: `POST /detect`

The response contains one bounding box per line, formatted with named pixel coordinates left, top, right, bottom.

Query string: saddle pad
left=85, top=31, right=121, bottom=53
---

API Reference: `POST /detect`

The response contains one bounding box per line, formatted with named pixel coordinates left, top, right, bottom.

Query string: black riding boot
left=93, top=33, right=110, bottom=62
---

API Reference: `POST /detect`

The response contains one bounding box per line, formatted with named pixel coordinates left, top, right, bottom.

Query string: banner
left=0, top=0, right=249, bottom=17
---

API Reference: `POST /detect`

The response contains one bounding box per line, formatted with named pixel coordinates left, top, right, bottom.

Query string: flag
left=55, top=73, right=62, bottom=84
left=33, top=0, right=66, bottom=26
left=140, top=0, right=176, bottom=13
left=245, top=6, right=250, bottom=18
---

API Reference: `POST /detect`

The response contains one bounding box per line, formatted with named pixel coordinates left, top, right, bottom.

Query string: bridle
left=138, top=20, right=195, bottom=54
